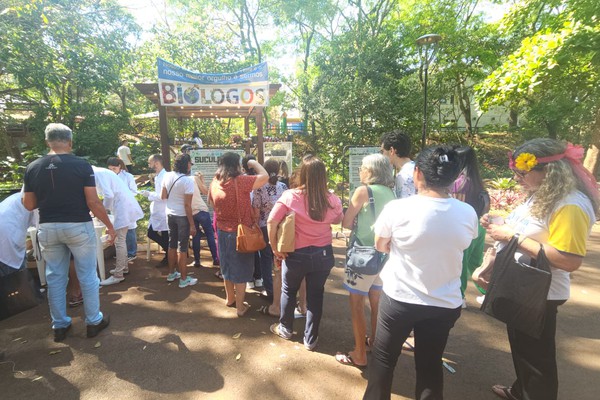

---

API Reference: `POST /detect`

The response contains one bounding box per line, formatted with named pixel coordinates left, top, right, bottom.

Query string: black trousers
left=508, top=300, right=565, bottom=400
left=147, top=224, right=169, bottom=254
left=363, top=293, right=461, bottom=400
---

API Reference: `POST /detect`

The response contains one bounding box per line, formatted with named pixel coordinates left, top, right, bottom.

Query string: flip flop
left=257, top=305, right=279, bottom=317
left=226, top=302, right=236, bottom=308
left=335, top=352, right=367, bottom=369
left=491, top=385, right=519, bottom=400
left=402, top=337, right=415, bottom=351
left=215, top=270, right=223, bottom=280
left=237, top=302, right=251, bottom=317
left=365, top=335, right=372, bottom=351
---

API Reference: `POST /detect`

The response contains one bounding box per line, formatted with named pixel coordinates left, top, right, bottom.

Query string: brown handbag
left=276, top=212, right=295, bottom=253
left=472, top=246, right=496, bottom=290
left=234, top=178, right=266, bottom=253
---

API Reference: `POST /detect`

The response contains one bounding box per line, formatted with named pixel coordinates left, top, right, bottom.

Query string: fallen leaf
left=235, top=353, right=242, bottom=361
left=441, top=357, right=456, bottom=365
left=49, top=350, right=62, bottom=355
left=261, top=331, right=267, bottom=335
left=232, top=332, right=242, bottom=339
left=12, top=337, right=23, bottom=342
left=249, top=318, right=256, bottom=321
left=94, top=342, right=101, bottom=348
left=143, top=345, right=147, bottom=350
left=20, top=340, right=28, bottom=344
left=32, top=376, right=43, bottom=382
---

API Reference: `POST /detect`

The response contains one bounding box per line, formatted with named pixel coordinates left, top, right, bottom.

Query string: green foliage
left=489, top=177, right=517, bottom=190
left=72, top=109, right=130, bottom=165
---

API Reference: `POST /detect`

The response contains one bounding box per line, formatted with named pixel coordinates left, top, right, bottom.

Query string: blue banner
left=157, top=59, right=270, bottom=107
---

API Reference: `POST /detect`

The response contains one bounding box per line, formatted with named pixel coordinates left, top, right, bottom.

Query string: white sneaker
left=304, top=337, right=318, bottom=351
left=462, top=298, right=467, bottom=309
left=247, top=281, right=255, bottom=289
left=179, top=276, right=198, bottom=288
left=254, top=278, right=263, bottom=288
left=476, top=295, right=485, bottom=305
left=100, top=275, right=124, bottom=286
left=110, top=268, right=129, bottom=275
left=127, top=256, right=137, bottom=262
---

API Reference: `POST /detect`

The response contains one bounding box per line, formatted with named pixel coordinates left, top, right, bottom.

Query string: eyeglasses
left=512, top=169, right=530, bottom=179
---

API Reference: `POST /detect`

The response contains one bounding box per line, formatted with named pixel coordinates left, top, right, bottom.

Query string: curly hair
left=512, top=138, right=599, bottom=219
left=173, top=153, right=191, bottom=174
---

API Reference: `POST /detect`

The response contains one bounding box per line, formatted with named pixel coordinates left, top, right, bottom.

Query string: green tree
left=476, top=0, right=600, bottom=173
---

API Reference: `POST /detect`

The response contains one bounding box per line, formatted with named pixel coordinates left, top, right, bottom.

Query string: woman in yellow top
left=482, top=138, right=599, bottom=400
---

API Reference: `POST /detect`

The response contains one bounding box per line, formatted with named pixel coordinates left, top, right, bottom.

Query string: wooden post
left=158, top=105, right=171, bottom=171
left=244, top=117, right=250, bottom=138
left=256, top=109, right=264, bottom=164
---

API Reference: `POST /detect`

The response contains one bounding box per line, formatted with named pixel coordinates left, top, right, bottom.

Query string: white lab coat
left=148, top=168, right=168, bottom=232
left=92, top=167, right=143, bottom=231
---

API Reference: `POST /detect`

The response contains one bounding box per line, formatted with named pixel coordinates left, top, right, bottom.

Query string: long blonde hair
left=512, top=138, right=599, bottom=219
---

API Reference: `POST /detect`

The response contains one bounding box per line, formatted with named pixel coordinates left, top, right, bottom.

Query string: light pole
left=416, top=34, right=442, bottom=150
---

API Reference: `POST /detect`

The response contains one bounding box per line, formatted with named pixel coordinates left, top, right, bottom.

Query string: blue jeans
left=258, top=226, right=273, bottom=295
left=37, top=222, right=103, bottom=329
left=280, top=245, right=335, bottom=346
left=192, top=211, right=219, bottom=263
left=126, top=228, right=137, bottom=257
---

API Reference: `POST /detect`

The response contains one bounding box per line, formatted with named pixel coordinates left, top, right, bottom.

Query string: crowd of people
left=1, top=122, right=598, bottom=400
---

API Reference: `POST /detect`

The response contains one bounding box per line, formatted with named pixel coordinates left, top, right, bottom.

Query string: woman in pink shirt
left=267, top=155, right=343, bottom=350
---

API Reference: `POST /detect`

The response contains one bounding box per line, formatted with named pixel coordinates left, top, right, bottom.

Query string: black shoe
left=54, top=324, right=71, bottom=342
left=213, top=259, right=220, bottom=266
left=87, top=315, right=110, bottom=338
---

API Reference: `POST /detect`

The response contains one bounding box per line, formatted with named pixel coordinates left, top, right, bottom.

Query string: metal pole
left=421, top=47, right=429, bottom=150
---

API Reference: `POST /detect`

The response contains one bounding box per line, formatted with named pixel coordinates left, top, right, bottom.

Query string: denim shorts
left=167, top=214, right=190, bottom=252
left=218, top=230, right=254, bottom=284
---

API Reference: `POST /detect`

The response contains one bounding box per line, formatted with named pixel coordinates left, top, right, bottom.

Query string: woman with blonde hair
left=268, top=155, right=343, bottom=350
left=483, top=138, right=598, bottom=400
left=336, top=153, right=395, bottom=368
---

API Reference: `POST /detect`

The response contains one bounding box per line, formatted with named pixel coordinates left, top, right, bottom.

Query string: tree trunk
left=509, top=108, right=518, bottom=129
left=583, top=108, right=600, bottom=177
left=544, top=120, right=559, bottom=139
left=456, top=80, right=472, bottom=138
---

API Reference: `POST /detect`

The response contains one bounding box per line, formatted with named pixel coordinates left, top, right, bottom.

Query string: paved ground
left=1, top=229, right=599, bottom=400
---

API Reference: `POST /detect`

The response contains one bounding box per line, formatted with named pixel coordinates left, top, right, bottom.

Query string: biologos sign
left=157, top=58, right=269, bottom=107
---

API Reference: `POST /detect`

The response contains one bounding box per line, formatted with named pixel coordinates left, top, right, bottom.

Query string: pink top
left=269, top=189, right=343, bottom=249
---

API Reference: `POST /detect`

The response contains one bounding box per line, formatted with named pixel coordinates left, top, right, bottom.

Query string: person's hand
left=273, top=249, right=288, bottom=260
left=485, top=223, right=515, bottom=242
left=105, top=228, right=117, bottom=246
left=139, top=190, right=150, bottom=197
left=480, top=213, right=491, bottom=228
left=190, top=226, right=197, bottom=238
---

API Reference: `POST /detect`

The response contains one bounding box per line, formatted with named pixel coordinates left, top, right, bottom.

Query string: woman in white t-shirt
left=482, top=138, right=598, bottom=400
left=363, top=145, right=478, bottom=400
left=161, top=153, right=197, bottom=288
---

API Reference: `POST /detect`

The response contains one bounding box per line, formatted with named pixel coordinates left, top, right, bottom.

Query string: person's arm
left=374, top=235, right=391, bottom=254
left=126, top=148, right=133, bottom=165
left=84, top=186, right=116, bottom=245
left=194, top=174, right=209, bottom=195
left=267, top=197, right=288, bottom=260
left=248, top=159, right=269, bottom=189
left=22, top=192, right=37, bottom=211
left=342, top=186, right=367, bottom=230
left=161, top=185, right=168, bottom=200
left=184, top=193, right=196, bottom=237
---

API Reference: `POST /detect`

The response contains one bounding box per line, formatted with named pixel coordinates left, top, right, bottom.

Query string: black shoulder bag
left=346, top=186, right=387, bottom=276
left=481, top=234, right=552, bottom=339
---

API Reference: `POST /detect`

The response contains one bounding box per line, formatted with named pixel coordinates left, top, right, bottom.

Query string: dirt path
left=2, top=229, right=599, bottom=399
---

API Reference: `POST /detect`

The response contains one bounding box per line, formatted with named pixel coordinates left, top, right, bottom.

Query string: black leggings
left=508, top=300, right=565, bottom=400
left=363, top=293, right=461, bottom=400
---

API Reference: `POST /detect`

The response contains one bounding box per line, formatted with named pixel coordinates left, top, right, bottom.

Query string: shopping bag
left=481, top=235, right=551, bottom=338
left=0, top=268, right=45, bottom=321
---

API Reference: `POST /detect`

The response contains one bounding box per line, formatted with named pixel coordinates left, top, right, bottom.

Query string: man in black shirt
left=23, top=123, right=115, bottom=342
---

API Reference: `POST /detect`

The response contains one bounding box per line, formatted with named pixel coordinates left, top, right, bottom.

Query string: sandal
left=491, top=385, right=519, bottom=400
left=365, top=336, right=373, bottom=351
left=237, top=302, right=251, bottom=317
left=215, top=270, right=223, bottom=280
left=402, top=337, right=415, bottom=351
left=226, top=301, right=236, bottom=308
left=335, top=352, right=367, bottom=369
left=257, top=305, right=279, bottom=317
